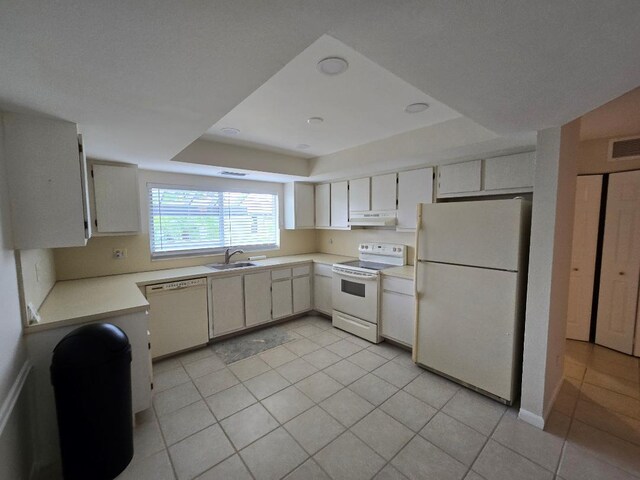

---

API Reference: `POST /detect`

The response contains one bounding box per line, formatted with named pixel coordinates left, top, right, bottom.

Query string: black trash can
left=51, top=323, right=134, bottom=480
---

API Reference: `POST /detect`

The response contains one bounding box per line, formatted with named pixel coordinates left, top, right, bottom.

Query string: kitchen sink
left=207, top=262, right=256, bottom=270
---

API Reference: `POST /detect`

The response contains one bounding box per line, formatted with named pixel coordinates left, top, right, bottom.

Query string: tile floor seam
left=463, top=404, right=509, bottom=479
left=150, top=402, right=180, bottom=480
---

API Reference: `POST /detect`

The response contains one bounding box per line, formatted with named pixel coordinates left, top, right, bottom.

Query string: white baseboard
left=518, top=408, right=545, bottom=429
left=0, top=359, right=32, bottom=436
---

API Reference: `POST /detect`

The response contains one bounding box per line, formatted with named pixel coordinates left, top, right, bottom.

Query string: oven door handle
left=332, top=267, right=378, bottom=281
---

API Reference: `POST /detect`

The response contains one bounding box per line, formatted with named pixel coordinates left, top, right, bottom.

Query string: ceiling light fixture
left=405, top=103, right=430, bottom=113
left=296, top=144, right=311, bottom=150
left=220, top=127, right=240, bottom=135
left=307, top=117, right=324, bottom=125
left=317, top=56, right=349, bottom=76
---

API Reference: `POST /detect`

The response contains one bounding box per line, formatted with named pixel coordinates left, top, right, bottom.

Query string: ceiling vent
left=220, top=171, right=247, bottom=177
left=608, top=136, right=640, bottom=162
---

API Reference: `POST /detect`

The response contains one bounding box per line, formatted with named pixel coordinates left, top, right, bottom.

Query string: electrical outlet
left=113, top=248, right=127, bottom=259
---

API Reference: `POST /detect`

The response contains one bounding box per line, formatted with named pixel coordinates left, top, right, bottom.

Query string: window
left=149, top=186, right=279, bottom=257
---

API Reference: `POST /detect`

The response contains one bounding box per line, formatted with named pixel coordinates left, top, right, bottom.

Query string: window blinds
left=149, top=186, right=279, bottom=257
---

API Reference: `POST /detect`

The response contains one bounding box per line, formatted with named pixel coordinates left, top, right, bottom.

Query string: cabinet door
left=349, top=178, right=370, bottom=212
left=284, top=183, right=315, bottom=229
left=330, top=181, right=349, bottom=228
left=293, top=276, right=311, bottom=313
left=397, top=168, right=433, bottom=230
left=371, top=173, right=397, bottom=211
left=315, top=184, right=331, bottom=227
left=596, top=170, right=640, bottom=355
left=484, top=152, right=535, bottom=191
left=210, top=276, right=245, bottom=337
left=3, top=113, right=90, bottom=248
left=93, top=163, right=140, bottom=233
left=313, top=275, right=332, bottom=315
left=381, top=291, right=414, bottom=346
left=244, top=271, right=272, bottom=327
left=437, top=160, right=481, bottom=196
left=272, top=279, right=293, bottom=319
left=566, top=175, right=602, bottom=341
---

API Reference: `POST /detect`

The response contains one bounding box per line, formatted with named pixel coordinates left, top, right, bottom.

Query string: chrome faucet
left=224, top=248, right=244, bottom=264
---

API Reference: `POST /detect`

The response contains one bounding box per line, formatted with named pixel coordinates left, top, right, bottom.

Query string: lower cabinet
left=210, top=275, right=245, bottom=337
left=313, top=264, right=333, bottom=315
left=380, top=276, right=414, bottom=347
left=244, top=271, right=272, bottom=327
left=293, top=276, right=311, bottom=313
left=272, top=279, right=293, bottom=319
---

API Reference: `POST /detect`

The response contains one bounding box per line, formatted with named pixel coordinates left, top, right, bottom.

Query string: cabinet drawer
left=292, top=265, right=311, bottom=277
left=332, top=311, right=378, bottom=343
left=271, top=268, right=292, bottom=280
left=314, top=263, right=333, bottom=277
left=382, top=276, right=414, bottom=296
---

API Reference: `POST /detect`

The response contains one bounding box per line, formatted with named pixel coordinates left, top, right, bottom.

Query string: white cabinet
left=313, top=263, right=333, bottom=315
left=210, top=275, right=245, bottom=337
left=381, top=276, right=414, bottom=347
left=292, top=265, right=312, bottom=314
left=284, top=182, right=315, bottom=229
left=2, top=112, right=91, bottom=248
left=484, top=152, right=535, bottom=191
left=437, top=160, right=482, bottom=196
left=272, top=279, right=293, bottom=319
left=315, top=184, right=331, bottom=228
left=349, top=178, right=370, bottom=212
left=330, top=181, right=349, bottom=228
left=92, top=162, right=140, bottom=234
left=371, top=173, right=397, bottom=211
left=244, top=271, right=272, bottom=327
left=397, top=168, right=433, bottom=230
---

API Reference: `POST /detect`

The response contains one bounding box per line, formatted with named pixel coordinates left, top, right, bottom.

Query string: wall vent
left=608, top=136, right=640, bottom=162
left=220, top=171, right=247, bottom=177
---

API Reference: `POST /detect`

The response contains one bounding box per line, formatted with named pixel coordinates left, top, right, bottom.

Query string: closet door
left=596, top=170, right=640, bottom=354
left=566, top=175, right=602, bottom=341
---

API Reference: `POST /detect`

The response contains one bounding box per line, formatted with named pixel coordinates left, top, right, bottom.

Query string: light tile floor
left=116, top=317, right=640, bottom=480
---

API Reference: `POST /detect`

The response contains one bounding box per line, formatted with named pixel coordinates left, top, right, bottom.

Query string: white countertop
left=32, top=253, right=355, bottom=332
left=382, top=265, right=414, bottom=280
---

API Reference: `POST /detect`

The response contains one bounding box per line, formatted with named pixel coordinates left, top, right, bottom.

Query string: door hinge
left=84, top=220, right=88, bottom=230
left=90, top=169, right=94, bottom=178
left=148, top=342, right=151, bottom=350
left=150, top=382, right=154, bottom=390
left=396, top=199, right=399, bottom=207
left=94, top=219, right=98, bottom=228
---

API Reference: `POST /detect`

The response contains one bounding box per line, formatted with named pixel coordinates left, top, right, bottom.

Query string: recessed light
left=317, top=57, right=349, bottom=76
left=296, top=144, right=311, bottom=150
left=220, top=127, right=240, bottom=135
left=405, top=103, right=430, bottom=113
left=307, top=117, right=324, bottom=125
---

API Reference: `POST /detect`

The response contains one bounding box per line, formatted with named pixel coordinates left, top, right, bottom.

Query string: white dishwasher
left=146, top=278, right=209, bottom=359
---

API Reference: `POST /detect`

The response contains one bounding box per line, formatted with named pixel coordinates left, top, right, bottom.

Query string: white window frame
left=148, top=183, right=280, bottom=259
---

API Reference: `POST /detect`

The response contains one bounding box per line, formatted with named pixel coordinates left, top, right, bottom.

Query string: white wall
left=520, top=120, right=579, bottom=427
left=17, top=249, right=56, bottom=315
left=0, top=113, right=33, bottom=479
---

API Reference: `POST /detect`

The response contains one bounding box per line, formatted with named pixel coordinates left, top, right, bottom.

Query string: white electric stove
left=331, top=243, right=406, bottom=343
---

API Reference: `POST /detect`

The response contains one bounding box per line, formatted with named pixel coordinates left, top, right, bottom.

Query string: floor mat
left=212, top=326, right=296, bottom=364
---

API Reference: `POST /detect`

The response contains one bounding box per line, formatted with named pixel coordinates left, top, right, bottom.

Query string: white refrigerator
left=413, top=199, right=531, bottom=404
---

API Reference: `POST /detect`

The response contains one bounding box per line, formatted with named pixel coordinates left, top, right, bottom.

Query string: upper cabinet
left=315, top=184, right=331, bottom=228
left=2, top=113, right=91, bottom=249
left=349, top=177, right=370, bottom=212
left=437, top=160, right=482, bottom=196
left=371, top=173, right=397, bottom=211
left=91, top=162, right=140, bottom=235
left=284, top=182, right=315, bottom=229
left=330, top=181, right=349, bottom=228
left=397, top=168, right=434, bottom=230
left=483, top=152, right=535, bottom=191
left=437, top=152, right=535, bottom=199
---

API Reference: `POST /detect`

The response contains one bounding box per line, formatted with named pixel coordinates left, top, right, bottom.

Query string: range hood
left=348, top=210, right=397, bottom=227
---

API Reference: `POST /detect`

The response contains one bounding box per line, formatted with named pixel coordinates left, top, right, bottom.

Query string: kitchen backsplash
left=316, top=229, right=415, bottom=264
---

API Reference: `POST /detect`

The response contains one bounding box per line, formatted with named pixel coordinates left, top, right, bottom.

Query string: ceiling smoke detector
left=307, top=117, right=324, bottom=124
left=405, top=103, right=430, bottom=113
left=317, top=57, right=349, bottom=76
left=220, top=127, right=240, bottom=135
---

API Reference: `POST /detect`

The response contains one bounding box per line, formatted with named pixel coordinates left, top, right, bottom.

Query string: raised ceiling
left=203, top=35, right=461, bottom=157
left=0, top=1, right=639, bottom=174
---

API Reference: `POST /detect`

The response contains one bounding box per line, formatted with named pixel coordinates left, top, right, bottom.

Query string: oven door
left=331, top=266, right=379, bottom=323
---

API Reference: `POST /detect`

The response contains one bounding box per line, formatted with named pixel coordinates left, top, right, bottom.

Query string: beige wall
left=520, top=120, right=579, bottom=427
left=316, top=229, right=415, bottom=264
left=578, top=136, right=640, bottom=175
left=17, top=249, right=56, bottom=312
